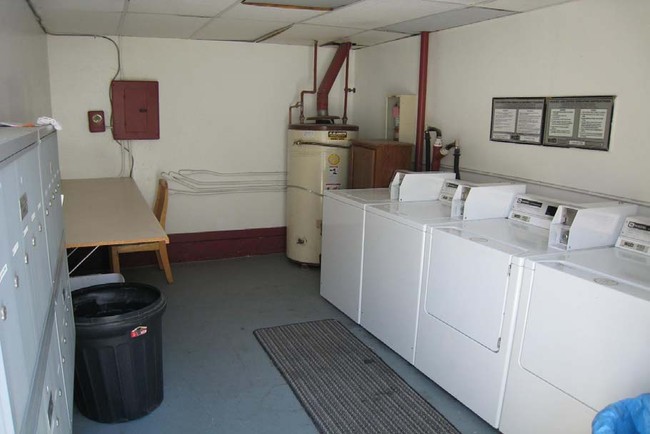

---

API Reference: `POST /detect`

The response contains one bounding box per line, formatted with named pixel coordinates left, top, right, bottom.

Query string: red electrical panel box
left=111, top=80, right=159, bottom=140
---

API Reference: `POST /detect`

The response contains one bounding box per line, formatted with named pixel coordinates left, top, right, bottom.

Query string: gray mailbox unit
left=0, top=126, right=74, bottom=434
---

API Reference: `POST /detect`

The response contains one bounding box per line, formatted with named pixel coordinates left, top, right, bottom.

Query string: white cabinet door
left=426, top=228, right=512, bottom=351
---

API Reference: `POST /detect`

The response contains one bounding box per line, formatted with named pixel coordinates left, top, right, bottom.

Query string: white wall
left=48, top=37, right=352, bottom=233
left=355, top=0, right=650, bottom=204
left=353, top=36, right=420, bottom=140
left=0, top=0, right=51, bottom=121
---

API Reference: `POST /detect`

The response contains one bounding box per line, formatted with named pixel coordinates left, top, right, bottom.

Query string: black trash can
left=72, top=282, right=167, bottom=423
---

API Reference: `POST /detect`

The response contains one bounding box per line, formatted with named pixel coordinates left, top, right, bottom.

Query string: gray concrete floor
left=73, top=254, right=498, bottom=434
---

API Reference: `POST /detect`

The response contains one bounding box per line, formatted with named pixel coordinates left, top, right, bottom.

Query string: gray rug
left=254, top=319, right=461, bottom=434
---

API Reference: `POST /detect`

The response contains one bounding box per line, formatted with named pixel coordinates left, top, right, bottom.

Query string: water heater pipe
left=425, top=126, right=441, bottom=171
left=316, top=42, right=352, bottom=117
left=415, top=32, right=430, bottom=171
left=342, top=53, right=350, bottom=124
left=299, top=41, right=318, bottom=124
left=431, top=144, right=444, bottom=171
left=432, top=141, right=455, bottom=172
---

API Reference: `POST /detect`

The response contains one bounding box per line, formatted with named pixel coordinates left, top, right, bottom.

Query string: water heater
left=286, top=124, right=358, bottom=265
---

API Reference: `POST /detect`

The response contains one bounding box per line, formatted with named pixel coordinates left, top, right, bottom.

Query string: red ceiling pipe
left=342, top=52, right=350, bottom=124
left=415, top=32, right=430, bottom=172
left=299, top=41, right=318, bottom=124
left=316, top=42, right=352, bottom=117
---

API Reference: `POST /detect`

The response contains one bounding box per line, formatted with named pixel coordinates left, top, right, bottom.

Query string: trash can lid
left=73, top=282, right=166, bottom=326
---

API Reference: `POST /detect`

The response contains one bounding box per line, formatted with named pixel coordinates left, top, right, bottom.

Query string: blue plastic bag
left=593, top=394, right=650, bottom=434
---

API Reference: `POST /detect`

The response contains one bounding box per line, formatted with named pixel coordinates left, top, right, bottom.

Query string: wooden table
left=62, top=177, right=169, bottom=274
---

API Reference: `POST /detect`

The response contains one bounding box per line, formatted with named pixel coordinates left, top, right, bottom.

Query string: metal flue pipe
left=316, top=42, right=352, bottom=117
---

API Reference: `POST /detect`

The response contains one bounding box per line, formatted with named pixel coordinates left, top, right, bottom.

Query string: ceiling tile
left=426, top=0, right=484, bottom=5
left=220, top=3, right=326, bottom=22
left=31, top=0, right=125, bottom=13
left=127, top=0, right=238, bottom=17
left=263, top=24, right=361, bottom=46
left=120, top=13, right=210, bottom=39
left=242, top=0, right=360, bottom=7
left=478, top=0, right=574, bottom=12
left=40, top=11, right=122, bottom=35
left=306, top=0, right=463, bottom=30
left=193, top=18, right=293, bottom=41
left=339, top=30, right=410, bottom=48
left=382, top=6, right=515, bottom=33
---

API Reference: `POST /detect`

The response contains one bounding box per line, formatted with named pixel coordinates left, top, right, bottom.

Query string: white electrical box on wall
left=385, top=95, right=416, bottom=144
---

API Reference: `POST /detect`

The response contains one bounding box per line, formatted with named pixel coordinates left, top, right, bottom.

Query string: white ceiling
left=30, top=0, right=576, bottom=49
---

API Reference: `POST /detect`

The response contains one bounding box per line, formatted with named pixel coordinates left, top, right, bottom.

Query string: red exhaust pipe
left=316, top=42, right=352, bottom=117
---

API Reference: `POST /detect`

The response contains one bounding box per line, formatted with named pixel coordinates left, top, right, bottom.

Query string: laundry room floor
left=72, top=254, right=498, bottom=434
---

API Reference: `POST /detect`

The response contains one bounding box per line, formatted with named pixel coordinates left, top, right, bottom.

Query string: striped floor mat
left=254, top=319, right=460, bottom=434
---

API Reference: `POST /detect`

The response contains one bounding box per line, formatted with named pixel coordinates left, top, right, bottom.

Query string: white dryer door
left=520, top=262, right=650, bottom=412
left=425, top=228, right=513, bottom=351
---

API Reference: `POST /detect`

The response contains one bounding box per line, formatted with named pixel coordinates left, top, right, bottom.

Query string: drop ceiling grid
left=341, top=30, right=411, bottom=48
left=243, top=0, right=360, bottom=7
left=193, top=18, right=294, bottom=41
left=220, top=3, right=329, bottom=22
left=427, top=0, right=487, bottom=5
left=31, top=0, right=125, bottom=13
left=40, top=10, right=123, bottom=35
left=306, top=0, right=466, bottom=30
left=120, top=13, right=211, bottom=39
left=264, top=24, right=363, bottom=46
left=31, top=0, right=578, bottom=46
left=382, top=6, right=515, bottom=33
left=479, top=0, right=575, bottom=12
left=126, top=0, right=240, bottom=17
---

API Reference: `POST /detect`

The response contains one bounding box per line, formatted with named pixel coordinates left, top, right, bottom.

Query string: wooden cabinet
left=349, top=140, right=414, bottom=189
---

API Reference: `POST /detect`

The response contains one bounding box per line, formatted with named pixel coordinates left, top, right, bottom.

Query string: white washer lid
left=367, top=200, right=457, bottom=230
left=430, top=218, right=553, bottom=262
left=526, top=247, right=650, bottom=298
left=324, top=188, right=392, bottom=209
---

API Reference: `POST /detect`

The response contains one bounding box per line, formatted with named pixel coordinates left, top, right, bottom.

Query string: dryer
left=499, top=215, right=650, bottom=434
left=360, top=181, right=525, bottom=363
left=415, top=195, right=638, bottom=427
left=321, top=172, right=454, bottom=323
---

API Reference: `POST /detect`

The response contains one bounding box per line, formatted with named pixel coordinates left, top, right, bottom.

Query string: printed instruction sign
left=490, top=98, right=545, bottom=145
left=544, top=96, right=614, bottom=150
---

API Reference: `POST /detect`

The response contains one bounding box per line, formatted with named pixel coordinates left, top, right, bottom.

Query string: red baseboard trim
left=121, top=226, right=287, bottom=268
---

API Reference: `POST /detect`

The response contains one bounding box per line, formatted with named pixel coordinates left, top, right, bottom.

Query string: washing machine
left=360, top=181, right=526, bottom=363
left=414, top=195, right=638, bottom=427
left=499, top=214, right=650, bottom=434
left=320, top=172, right=455, bottom=323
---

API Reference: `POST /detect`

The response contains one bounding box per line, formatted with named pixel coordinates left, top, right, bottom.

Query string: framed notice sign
left=543, top=96, right=614, bottom=150
left=490, top=97, right=545, bottom=145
